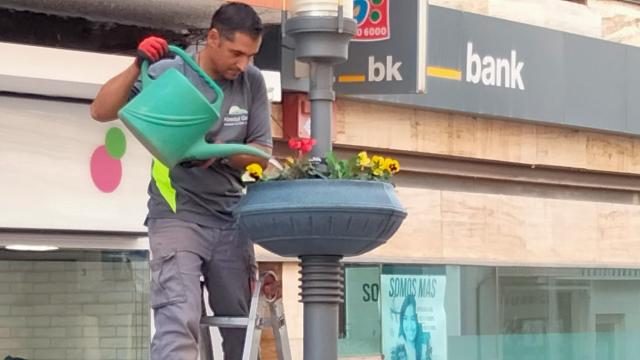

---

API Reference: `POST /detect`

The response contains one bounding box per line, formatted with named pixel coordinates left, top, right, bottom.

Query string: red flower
left=288, top=138, right=302, bottom=150
left=301, top=144, right=313, bottom=154
left=299, top=138, right=316, bottom=154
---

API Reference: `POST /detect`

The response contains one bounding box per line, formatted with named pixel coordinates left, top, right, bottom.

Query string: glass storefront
left=339, top=264, right=640, bottom=360
left=0, top=249, right=150, bottom=360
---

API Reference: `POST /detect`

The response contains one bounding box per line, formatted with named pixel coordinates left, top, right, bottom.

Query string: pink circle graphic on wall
left=90, top=127, right=126, bottom=193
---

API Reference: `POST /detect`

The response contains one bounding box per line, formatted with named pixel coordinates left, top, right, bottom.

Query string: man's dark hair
left=210, top=2, right=263, bottom=40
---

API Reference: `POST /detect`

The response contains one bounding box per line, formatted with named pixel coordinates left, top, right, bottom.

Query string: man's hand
left=136, top=36, right=169, bottom=67
left=178, top=143, right=271, bottom=170
left=226, top=143, right=272, bottom=170
left=261, top=272, right=281, bottom=301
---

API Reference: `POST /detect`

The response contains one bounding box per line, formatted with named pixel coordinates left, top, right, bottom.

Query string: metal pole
left=199, top=282, right=214, bottom=360
left=308, top=61, right=335, bottom=158
left=299, top=255, right=343, bottom=360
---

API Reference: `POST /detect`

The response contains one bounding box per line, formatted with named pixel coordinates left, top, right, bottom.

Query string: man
left=90, top=2, right=272, bottom=359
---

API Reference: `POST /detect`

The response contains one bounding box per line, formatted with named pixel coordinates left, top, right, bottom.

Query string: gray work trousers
left=147, top=218, right=256, bottom=360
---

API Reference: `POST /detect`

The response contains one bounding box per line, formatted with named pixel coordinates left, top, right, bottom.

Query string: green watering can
left=118, top=45, right=269, bottom=168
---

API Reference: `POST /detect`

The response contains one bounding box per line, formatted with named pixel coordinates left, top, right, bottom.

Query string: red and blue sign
left=353, top=0, right=390, bottom=42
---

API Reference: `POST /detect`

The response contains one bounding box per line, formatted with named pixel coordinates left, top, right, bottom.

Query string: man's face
left=207, top=30, right=261, bottom=80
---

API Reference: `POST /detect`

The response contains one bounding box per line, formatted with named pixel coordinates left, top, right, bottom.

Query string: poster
left=340, top=266, right=382, bottom=356
left=381, top=266, right=447, bottom=360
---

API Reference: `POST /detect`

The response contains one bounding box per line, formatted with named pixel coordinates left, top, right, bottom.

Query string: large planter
left=235, top=179, right=407, bottom=258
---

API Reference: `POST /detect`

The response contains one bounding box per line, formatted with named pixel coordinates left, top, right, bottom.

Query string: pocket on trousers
left=150, top=252, right=187, bottom=309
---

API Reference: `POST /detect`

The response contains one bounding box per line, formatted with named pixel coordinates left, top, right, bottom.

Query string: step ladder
left=198, top=271, right=292, bottom=360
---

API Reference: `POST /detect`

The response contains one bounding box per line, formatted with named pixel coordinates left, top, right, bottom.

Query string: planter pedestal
left=299, top=255, right=342, bottom=360
left=236, top=180, right=407, bottom=359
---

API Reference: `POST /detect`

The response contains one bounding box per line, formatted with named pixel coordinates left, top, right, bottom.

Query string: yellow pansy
left=246, top=163, right=263, bottom=180
left=372, top=167, right=384, bottom=177
left=371, top=155, right=385, bottom=168
left=384, top=158, right=400, bottom=174
left=357, top=151, right=371, bottom=167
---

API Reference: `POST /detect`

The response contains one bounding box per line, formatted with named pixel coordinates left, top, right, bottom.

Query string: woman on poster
left=391, top=294, right=433, bottom=360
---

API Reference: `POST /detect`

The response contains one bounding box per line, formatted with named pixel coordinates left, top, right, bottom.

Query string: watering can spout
left=118, top=45, right=271, bottom=168
left=187, top=140, right=270, bottom=162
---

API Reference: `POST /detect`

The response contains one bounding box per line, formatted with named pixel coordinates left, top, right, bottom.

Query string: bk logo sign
left=353, top=0, right=390, bottom=41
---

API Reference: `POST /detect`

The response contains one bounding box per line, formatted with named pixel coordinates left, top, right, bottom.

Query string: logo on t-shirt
left=224, top=105, right=249, bottom=126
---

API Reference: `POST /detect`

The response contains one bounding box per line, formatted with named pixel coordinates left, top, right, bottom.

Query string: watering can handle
left=139, top=45, right=224, bottom=112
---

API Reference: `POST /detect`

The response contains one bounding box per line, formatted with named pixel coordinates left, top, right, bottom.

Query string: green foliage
left=246, top=138, right=400, bottom=183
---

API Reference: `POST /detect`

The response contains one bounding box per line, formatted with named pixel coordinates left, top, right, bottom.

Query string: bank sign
left=362, top=5, right=640, bottom=136
left=334, top=0, right=428, bottom=94
left=465, top=42, right=525, bottom=91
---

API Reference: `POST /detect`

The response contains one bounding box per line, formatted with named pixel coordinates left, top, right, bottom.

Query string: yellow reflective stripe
left=152, top=159, right=177, bottom=213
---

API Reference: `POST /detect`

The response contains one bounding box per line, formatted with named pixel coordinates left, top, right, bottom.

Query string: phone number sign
left=353, top=0, right=390, bottom=41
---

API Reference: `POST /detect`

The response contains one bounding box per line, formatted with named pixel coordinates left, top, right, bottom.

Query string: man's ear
left=207, top=28, right=220, bottom=47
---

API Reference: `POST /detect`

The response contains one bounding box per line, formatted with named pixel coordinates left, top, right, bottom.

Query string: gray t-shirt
left=130, top=53, right=272, bottom=227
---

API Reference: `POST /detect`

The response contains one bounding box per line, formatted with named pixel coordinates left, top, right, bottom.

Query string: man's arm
left=90, top=36, right=169, bottom=122
left=90, top=63, right=140, bottom=122
left=194, top=68, right=273, bottom=170
left=233, top=66, right=273, bottom=170
left=226, top=143, right=272, bottom=170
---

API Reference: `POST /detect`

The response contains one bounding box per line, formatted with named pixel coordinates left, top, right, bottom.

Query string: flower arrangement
left=245, top=137, right=400, bottom=182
